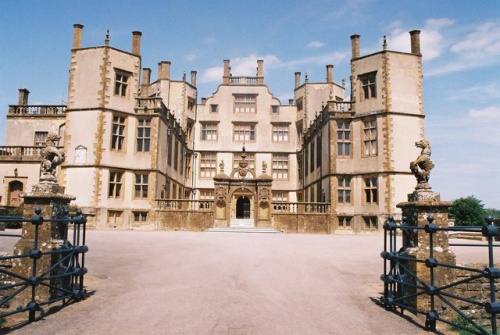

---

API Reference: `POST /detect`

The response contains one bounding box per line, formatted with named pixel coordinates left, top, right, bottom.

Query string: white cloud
left=451, top=21, right=500, bottom=62
left=450, top=83, right=500, bottom=101
left=199, top=54, right=281, bottom=83
left=387, top=18, right=453, bottom=60
left=184, top=53, right=197, bottom=61
left=307, top=41, right=325, bottom=49
left=469, top=106, right=500, bottom=119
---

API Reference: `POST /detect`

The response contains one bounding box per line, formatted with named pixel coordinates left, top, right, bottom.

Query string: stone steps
left=205, top=227, right=279, bottom=234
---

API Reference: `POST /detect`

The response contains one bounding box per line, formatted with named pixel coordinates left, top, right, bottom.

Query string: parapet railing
left=0, top=146, right=45, bottom=159
left=8, top=105, right=66, bottom=116
left=156, top=199, right=214, bottom=211
left=229, top=76, right=259, bottom=85
left=0, top=209, right=88, bottom=323
left=272, top=202, right=330, bottom=214
left=381, top=216, right=498, bottom=334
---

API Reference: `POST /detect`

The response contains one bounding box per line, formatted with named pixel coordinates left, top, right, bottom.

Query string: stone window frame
left=210, top=104, right=218, bottom=113
left=199, top=152, right=217, bottom=179
left=363, top=216, right=378, bottom=230
left=34, top=131, right=48, bottom=146
left=134, top=173, right=149, bottom=199
left=114, top=69, right=131, bottom=97
left=200, top=122, right=218, bottom=141
left=133, top=211, right=148, bottom=222
left=338, top=216, right=352, bottom=229
left=359, top=71, right=377, bottom=101
left=272, top=153, right=289, bottom=180
left=362, top=118, right=378, bottom=157
left=271, top=123, right=290, bottom=142
left=271, top=105, right=280, bottom=114
left=136, top=118, right=151, bottom=152
left=272, top=191, right=289, bottom=202
left=337, top=120, right=352, bottom=157
left=364, top=176, right=378, bottom=205
left=108, top=171, right=123, bottom=198
left=199, top=189, right=214, bottom=200
left=233, top=123, right=256, bottom=142
left=233, top=94, right=257, bottom=114
left=337, top=176, right=352, bottom=204
left=108, top=210, right=123, bottom=226
left=111, top=115, right=126, bottom=152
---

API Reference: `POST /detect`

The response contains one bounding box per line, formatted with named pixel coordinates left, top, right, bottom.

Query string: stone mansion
left=0, top=24, right=425, bottom=233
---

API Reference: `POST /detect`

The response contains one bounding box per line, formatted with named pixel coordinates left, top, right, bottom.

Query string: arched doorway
left=236, top=196, right=250, bottom=219
left=8, top=181, right=23, bottom=207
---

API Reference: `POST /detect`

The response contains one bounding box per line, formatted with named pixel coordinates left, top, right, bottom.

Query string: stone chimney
left=326, top=65, right=334, bottom=83
left=158, top=61, right=171, bottom=80
left=18, top=88, right=30, bottom=105
left=132, top=31, right=142, bottom=56
left=201, top=98, right=207, bottom=105
left=410, top=30, right=421, bottom=56
left=140, top=68, right=151, bottom=97
left=223, top=60, right=230, bottom=84
left=295, top=72, right=301, bottom=89
left=72, top=24, right=84, bottom=50
left=257, top=59, right=264, bottom=84
left=289, top=99, right=294, bottom=105
left=351, top=34, right=360, bottom=59
left=191, top=71, right=197, bottom=87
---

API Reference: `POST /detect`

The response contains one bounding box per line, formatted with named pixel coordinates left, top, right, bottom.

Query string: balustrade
left=8, top=105, right=66, bottom=116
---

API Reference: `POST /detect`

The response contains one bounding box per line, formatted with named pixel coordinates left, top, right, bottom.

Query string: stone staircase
left=206, top=218, right=279, bottom=233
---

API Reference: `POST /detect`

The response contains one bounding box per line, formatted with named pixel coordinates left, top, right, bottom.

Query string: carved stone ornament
left=410, top=139, right=434, bottom=190
left=259, top=187, right=269, bottom=204
left=216, top=186, right=227, bottom=206
left=40, top=133, right=65, bottom=183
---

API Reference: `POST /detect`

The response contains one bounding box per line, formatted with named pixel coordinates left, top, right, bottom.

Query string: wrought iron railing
left=0, top=209, right=88, bottom=323
left=381, top=216, right=499, bottom=334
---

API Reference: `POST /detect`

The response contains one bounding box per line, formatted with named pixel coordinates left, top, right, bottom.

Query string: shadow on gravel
left=1, top=290, right=95, bottom=334
left=369, top=295, right=448, bottom=335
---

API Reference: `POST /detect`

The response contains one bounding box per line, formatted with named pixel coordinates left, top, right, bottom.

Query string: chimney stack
left=18, top=88, right=30, bottom=106
left=289, top=99, right=294, bottom=105
left=351, top=34, right=360, bottom=59
left=132, top=31, right=142, bottom=56
left=257, top=59, right=264, bottom=84
left=158, top=61, right=171, bottom=80
left=191, top=71, right=197, bottom=87
left=326, top=65, right=334, bottom=83
left=223, top=60, right=230, bottom=84
left=140, top=68, right=151, bottom=97
left=72, top=24, right=84, bottom=49
left=410, top=30, right=421, bottom=56
left=295, top=72, right=301, bottom=89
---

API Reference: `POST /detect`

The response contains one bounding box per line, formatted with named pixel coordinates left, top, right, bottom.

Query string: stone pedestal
left=12, top=182, right=75, bottom=308
left=397, top=189, right=456, bottom=316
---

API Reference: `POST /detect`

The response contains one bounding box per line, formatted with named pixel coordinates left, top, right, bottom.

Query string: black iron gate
left=381, top=216, right=499, bottom=335
left=0, top=208, right=88, bottom=323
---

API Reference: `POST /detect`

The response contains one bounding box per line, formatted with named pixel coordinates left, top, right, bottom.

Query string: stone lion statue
left=410, top=139, right=434, bottom=188
left=40, top=133, right=65, bottom=183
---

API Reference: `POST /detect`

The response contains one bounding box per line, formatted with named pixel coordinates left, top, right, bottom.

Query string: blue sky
left=0, top=1, right=499, bottom=208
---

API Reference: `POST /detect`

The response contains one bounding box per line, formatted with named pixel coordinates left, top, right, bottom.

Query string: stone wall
left=156, top=210, right=214, bottom=231
left=454, top=263, right=500, bottom=323
left=273, top=213, right=330, bottom=234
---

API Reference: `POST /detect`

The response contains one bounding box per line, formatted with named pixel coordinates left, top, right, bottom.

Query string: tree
left=449, top=196, right=485, bottom=226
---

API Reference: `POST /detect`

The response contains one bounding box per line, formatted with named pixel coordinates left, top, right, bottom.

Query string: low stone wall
left=273, top=213, right=330, bottom=234
left=454, top=263, right=500, bottom=322
left=156, top=210, right=214, bottom=231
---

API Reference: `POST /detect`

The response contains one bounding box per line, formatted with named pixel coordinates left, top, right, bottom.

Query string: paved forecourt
left=8, top=229, right=479, bottom=335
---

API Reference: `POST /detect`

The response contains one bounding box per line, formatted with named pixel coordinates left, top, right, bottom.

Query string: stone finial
left=383, top=35, right=387, bottom=50
left=40, top=133, right=65, bottom=183
left=105, top=30, right=110, bottom=46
